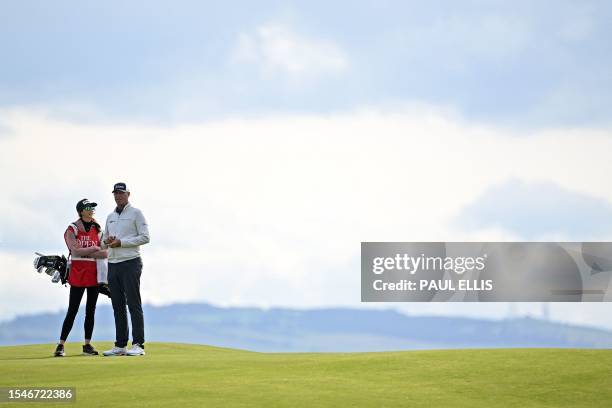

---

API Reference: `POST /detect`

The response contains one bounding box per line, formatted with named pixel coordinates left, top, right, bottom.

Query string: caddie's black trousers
left=108, top=257, right=145, bottom=347
left=60, top=286, right=99, bottom=341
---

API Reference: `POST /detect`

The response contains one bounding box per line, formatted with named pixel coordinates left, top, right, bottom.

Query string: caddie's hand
left=109, top=239, right=121, bottom=248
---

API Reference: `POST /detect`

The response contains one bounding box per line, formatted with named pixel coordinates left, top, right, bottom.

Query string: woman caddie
left=53, top=199, right=109, bottom=357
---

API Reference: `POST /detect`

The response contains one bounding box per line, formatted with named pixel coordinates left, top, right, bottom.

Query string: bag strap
left=69, top=222, right=79, bottom=237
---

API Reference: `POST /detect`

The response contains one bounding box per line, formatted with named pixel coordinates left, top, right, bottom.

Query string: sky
left=1, top=1, right=612, bottom=329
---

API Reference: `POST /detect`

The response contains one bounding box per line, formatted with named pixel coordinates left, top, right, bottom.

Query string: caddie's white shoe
left=103, top=346, right=127, bottom=356
left=126, top=344, right=145, bottom=356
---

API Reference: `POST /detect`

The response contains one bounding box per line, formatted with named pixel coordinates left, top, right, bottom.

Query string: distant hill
left=1, top=303, right=611, bottom=351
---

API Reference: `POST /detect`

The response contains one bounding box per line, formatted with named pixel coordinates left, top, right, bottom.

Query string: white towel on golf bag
left=96, top=259, right=108, bottom=284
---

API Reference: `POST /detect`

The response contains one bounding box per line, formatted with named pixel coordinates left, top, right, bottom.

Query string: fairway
left=0, top=343, right=610, bottom=407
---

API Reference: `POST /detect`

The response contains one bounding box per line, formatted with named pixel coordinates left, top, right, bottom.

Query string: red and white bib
left=65, top=223, right=99, bottom=287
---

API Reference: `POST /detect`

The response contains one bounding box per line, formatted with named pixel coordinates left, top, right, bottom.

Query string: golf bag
left=33, top=253, right=69, bottom=285
left=33, top=253, right=111, bottom=297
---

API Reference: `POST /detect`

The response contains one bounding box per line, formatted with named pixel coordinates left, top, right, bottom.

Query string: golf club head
left=34, top=253, right=69, bottom=284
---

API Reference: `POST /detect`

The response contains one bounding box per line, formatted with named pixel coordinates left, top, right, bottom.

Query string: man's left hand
left=109, top=239, right=122, bottom=248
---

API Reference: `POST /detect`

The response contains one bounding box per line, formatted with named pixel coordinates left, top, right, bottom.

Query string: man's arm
left=120, top=209, right=150, bottom=248
left=100, top=215, right=111, bottom=249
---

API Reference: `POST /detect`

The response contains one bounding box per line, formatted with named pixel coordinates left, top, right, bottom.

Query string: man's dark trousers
left=108, top=257, right=144, bottom=347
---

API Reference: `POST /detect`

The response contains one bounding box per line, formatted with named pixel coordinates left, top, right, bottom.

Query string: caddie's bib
left=65, top=224, right=99, bottom=287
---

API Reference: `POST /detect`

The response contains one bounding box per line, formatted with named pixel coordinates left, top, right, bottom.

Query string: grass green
left=0, top=343, right=610, bottom=407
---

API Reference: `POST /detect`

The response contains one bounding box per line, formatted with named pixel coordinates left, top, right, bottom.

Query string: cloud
left=2, top=106, right=612, bottom=329
left=231, top=24, right=349, bottom=79
left=0, top=2, right=610, bottom=126
left=454, top=179, right=612, bottom=240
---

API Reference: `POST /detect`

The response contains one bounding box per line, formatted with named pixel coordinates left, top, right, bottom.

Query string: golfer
left=102, top=182, right=150, bottom=356
left=55, top=199, right=108, bottom=357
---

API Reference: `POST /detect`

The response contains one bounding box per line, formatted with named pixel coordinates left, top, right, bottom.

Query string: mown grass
left=0, top=343, right=610, bottom=407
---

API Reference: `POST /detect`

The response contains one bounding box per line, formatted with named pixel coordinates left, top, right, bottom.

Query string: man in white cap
left=102, top=182, right=150, bottom=356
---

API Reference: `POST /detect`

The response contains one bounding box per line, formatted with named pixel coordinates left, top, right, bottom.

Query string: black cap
left=112, top=182, right=130, bottom=193
left=76, top=198, right=97, bottom=213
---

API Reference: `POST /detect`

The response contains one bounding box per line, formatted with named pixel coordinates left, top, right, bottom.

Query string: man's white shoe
left=126, top=344, right=145, bottom=356
left=103, top=346, right=127, bottom=356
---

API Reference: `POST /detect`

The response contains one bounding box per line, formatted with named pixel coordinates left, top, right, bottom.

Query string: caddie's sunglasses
left=84, top=206, right=95, bottom=211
